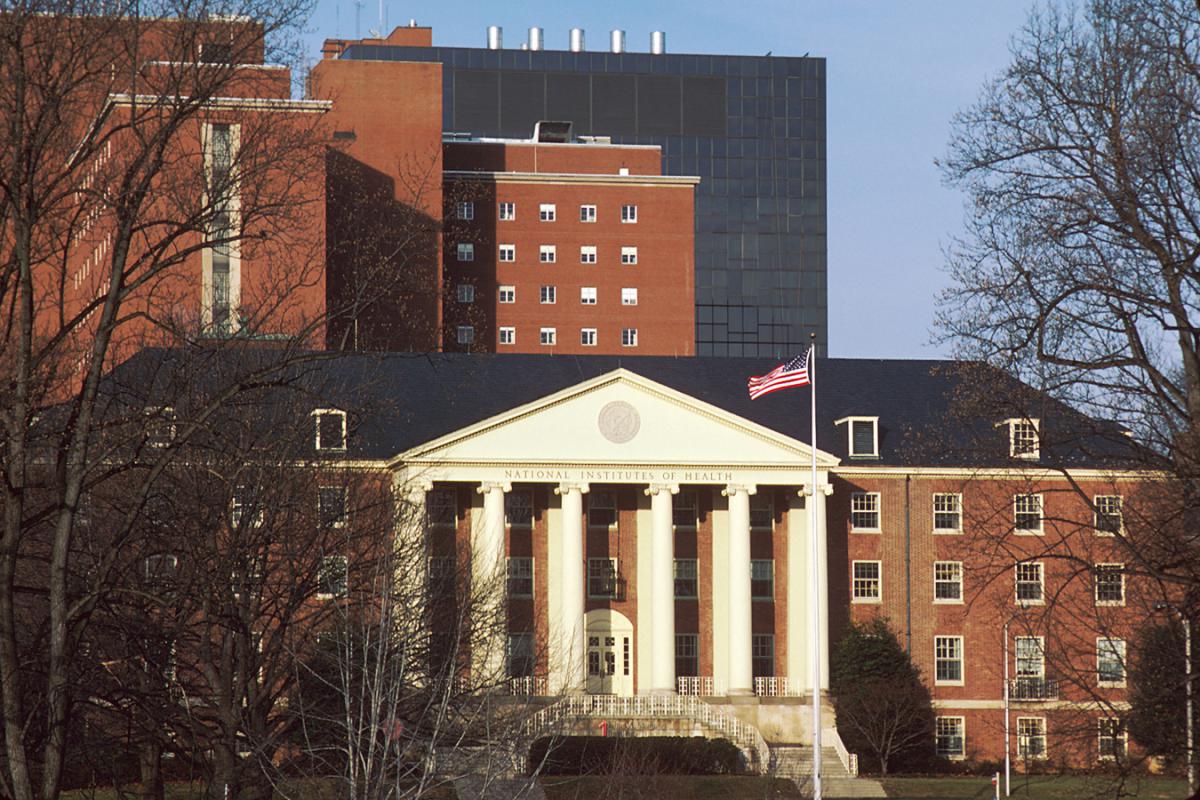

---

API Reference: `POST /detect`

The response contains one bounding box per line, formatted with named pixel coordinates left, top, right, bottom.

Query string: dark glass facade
left=340, top=43, right=827, bottom=357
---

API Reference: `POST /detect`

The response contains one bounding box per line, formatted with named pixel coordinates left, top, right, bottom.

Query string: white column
left=555, top=482, right=589, bottom=693
left=645, top=483, right=678, bottom=694
left=816, top=480, right=832, bottom=690
left=786, top=489, right=809, bottom=688
left=723, top=484, right=756, bottom=695
left=474, top=482, right=509, bottom=684
left=395, top=478, right=433, bottom=686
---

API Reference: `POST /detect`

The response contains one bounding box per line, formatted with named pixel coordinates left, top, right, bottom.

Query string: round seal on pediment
left=598, top=401, right=641, bottom=444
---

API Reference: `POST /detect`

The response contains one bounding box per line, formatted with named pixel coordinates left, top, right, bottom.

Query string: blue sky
left=301, top=1, right=1036, bottom=359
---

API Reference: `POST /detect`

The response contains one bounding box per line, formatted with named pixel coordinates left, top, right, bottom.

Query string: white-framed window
left=318, top=555, right=349, bottom=598
left=507, top=557, right=534, bottom=597
left=1094, top=495, right=1122, bottom=535
left=588, top=490, right=617, bottom=528
left=852, top=560, right=882, bottom=603
left=540, top=285, right=556, bottom=304
left=144, top=406, right=177, bottom=449
left=935, top=716, right=966, bottom=759
left=621, top=204, right=638, bottom=223
left=676, top=633, right=699, bottom=677
left=456, top=242, right=474, bottom=262
left=933, top=493, right=962, bottom=533
left=426, top=489, right=455, bottom=527
left=539, top=327, right=556, bottom=346
left=1008, top=418, right=1040, bottom=459
left=1097, top=638, right=1126, bottom=686
left=837, top=416, right=879, bottom=458
left=934, top=636, right=964, bottom=685
left=456, top=325, right=475, bottom=345
left=230, top=486, right=264, bottom=528
left=587, top=557, right=620, bottom=598
left=580, top=328, right=597, bottom=346
left=1017, top=717, right=1047, bottom=759
left=850, top=492, right=881, bottom=531
left=507, top=632, right=535, bottom=677
left=752, top=634, right=774, bottom=678
left=673, top=491, right=698, bottom=529
left=1094, top=563, right=1125, bottom=605
left=505, top=491, right=533, bottom=527
left=621, top=328, right=638, bottom=347
left=143, top=553, right=179, bottom=584
left=539, top=203, right=556, bottom=222
left=750, top=495, right=773, bottom=530
left=1015, top=561, right=1044, bottom=605
left=499, top=243, right=515, bottom=262
left=580, top=286, right=597, bottom=305
left=456, top=284, right=475, bottom=303
left=620, top=246, right=638, bottom=264
left=580, top=204, right=596, bottom=222
left=455, top=201, right=474, bottom=220
left=313, top=409, right=347, bottom=452
left=674, top=559, right=698, bottom=598
left=318, top=486, right=348, bottom=528
left=621, top=287, right=638, bottom=305
left=1014, top=494, right=1043, bottom=534
left=1015, top=636, right=1045, bottom=680
left=499, top=201, right=515, bottom=220
left=1098, top=718, right=1127, bottom=760
left=499, top=327, right=516, bottom=345
left=499, top=285, right=515, bottom=303
left=934, top=561, right=963, bottom=603
left=580, top=245, right=597, bottom=264
left=539, top=244, right=556, bottom=263
left=751, top=560, right=774, bottom=599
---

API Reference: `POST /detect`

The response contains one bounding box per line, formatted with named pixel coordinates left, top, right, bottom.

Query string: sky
left=300, top=0, right=1038, bottom=359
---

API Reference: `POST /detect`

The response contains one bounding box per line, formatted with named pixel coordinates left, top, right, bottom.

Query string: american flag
left=747, top=349, right=811, bottom=400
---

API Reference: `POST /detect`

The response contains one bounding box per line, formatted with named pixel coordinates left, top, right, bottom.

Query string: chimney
left=569, top=28, right=585, bottom=52
left=528, top=27, right=544, bottom=51
left=610, top=29, right=626, bottom=53
left=650, top=30, right=666, bottom=55
left=487, top=25, right=502, bottom=49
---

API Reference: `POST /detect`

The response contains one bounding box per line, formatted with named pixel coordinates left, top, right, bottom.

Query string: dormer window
left=835, top=416, right=879, bottom=459
left=1006, top=418, right=1040, bottom=460
left=313, top=409, right=347, bottom=452
left=144, top=407, right=177, bottom=449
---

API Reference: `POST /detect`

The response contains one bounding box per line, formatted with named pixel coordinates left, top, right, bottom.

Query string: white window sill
left=1095, top=601, right=1126, bottom=608
left=933, top=598, right=964, bottom=605
left=933, top=529, right=963, bottom=536
left=1097, top=681, right=1126, bottom=689
left=852, top=597, right=882, bottom=604
left=935, top=680, right=965, bottom=687
left=1016, top=600, right=1045, bottom=607
left=1014, top=529, right=1045, bottom=536
left=851, top=527, right=882, bottom=534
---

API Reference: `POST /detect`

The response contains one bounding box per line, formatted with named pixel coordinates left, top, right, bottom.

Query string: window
left=750, top=495, right=773, bottom=530
left=145, top=407, right=177, bottom=449
left=318, top=486, right=348, bottom=528
left=1098, top=718, right=1127, bottom=760
left=1094, top=495, right=1122, bottom=535
left=539, top=285, right=556, bottom=304
left=587, top=558, right=620, bottom=598
left=1015, top=561, right=1044, bottom=604
left=752, top=634, right=774, bottom=678
left=200, top=42, right=233, bottom=63
left=1014, top=494, right=1043, bottom=534
left=1097, top=638, right=1126, bottom=686
left=580, top=328, right=597, bottom=347
left=621, top=287, right=638, bottom=305
left=579, top=245, right=597, bottom=264
left=934, top=636, right=964, bottom=685
left=204, top=123, right=237, bottom=335
left=934, top=561, right=963, bottom=603
left=313, top=409, right=347, bottom=451
left=505, top=492, right=533, bottom=527
left=539, top=327, right=556, bottom=346
left=455, top=201, right=474, bottom=220
left=588, top=490, right=617, bottom=528
left=850, top=492, right=881, bottom=531
left=837, top=417, right=878, bottom=458
left=230, top=486, right=263, bottom=528
left=499, top=201, right=515, bottom=220
left=674, top=559, right=698, bottom=598
left=676, top=634, right=699, bottom=677
left=539, top=203, right=556, bottom=221
left=507, top=557, right=534, bottom=598
left=620, top=246, right=638, bottom=264
left=580, top=286, right=597, bottom=304
left=621, top=204, right=638, bottom=223
left=456, top=284, right=475, bottom=303
left=319, top=555, right=349, bottom=598
left=539, top=245, right=556, bottom=263
left=508, top=632, right=535, bottom=678
left=456, top=243, right=474, bottom=262
left=621, top=328, right=638, bottom=347
left=935, top=717, right=966, bottom=759
left=499, top=327, right=516, bottom=345
left=231, top=559, right=263, bottom=600
left=580, top=204, right=596, bottom=222
left=1008, top=418, right=1040, bottom=459
left=1017, top=717, right=1047, bottom=759
left=499, top=244, right=515, bottom=262
left=427, top=556, right=455, bottom=592
left=751, top=560, right=774, bottom=599
left=1094, top=564, right=1125, bottom=605
left=499, top=285, right=515, bottom=303
left=1015, top=636, right=1045, bottom=679
left=143, top=554, right=179, bottom=584
left=427, top=489, right=455, bottom=527
left=456, top=325, right=475, bottom=345
left=852, top=561, right=882, bottom=602
left=933, top=493, right=962, bottom=533
left=673, top=492, right=697, bottom=529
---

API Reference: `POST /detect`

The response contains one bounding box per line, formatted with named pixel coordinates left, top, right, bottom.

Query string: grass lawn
left=540, top=774, right=802, bottom=799
left=880, top=774, right=1189, bottom=799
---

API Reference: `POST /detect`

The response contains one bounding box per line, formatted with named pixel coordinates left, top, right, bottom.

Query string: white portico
left=391, top=368, right=839, bottom=700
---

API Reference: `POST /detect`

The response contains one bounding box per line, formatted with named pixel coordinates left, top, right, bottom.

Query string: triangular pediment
left=393, top=369, right=838, bottom=471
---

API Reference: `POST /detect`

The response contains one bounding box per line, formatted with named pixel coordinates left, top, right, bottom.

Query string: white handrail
left=823, top=727, right=858, bottom=777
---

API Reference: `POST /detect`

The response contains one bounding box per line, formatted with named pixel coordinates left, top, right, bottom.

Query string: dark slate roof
left=101, top=350, right=1144, bottom=470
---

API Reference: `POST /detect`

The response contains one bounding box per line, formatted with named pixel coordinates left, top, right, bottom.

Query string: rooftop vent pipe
left=650, top=30, right=666, bottom=54
left=569, top=27, right=585, bottom=52
left=528, top=27, right=543, bottom=51
left=610, top=29, right=625, bottom=53
left=487, top=25, right=502, bottom=49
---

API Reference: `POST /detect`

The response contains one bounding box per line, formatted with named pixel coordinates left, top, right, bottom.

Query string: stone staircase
left=769, top=744, right=887, bottom=798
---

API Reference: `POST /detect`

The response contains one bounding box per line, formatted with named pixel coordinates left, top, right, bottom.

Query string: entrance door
left=584, top=609, right=634, bottom=695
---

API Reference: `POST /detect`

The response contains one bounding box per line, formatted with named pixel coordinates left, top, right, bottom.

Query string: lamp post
left=1155, top=603, right=1194, bottom=795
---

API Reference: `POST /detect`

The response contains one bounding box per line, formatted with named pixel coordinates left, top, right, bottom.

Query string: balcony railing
left=1009, top=676, right=1059, bottom=701
left=754, top=676, right=804, bottom=697
left=508, top=676, right=549, bottom=696
left=677, top=676, right=725, bottom=696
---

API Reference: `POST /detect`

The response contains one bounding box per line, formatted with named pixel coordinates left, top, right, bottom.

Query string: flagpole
left=809, top=335, right=823, bottom=800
